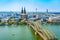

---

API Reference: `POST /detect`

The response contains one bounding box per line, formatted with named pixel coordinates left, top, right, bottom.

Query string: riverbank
left=0, top=19, right=27, bottom=26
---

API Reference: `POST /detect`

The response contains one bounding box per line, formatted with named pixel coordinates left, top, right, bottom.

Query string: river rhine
left=0, top=25, right=42, bottom=40
left=0, top=24, right=60, bottom=40
left=42, top=24, right=60, bottom=40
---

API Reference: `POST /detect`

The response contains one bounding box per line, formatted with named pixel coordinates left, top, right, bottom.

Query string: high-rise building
left=46, top=9, right=48, bottom=13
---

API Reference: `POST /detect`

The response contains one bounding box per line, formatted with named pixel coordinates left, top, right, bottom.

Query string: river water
left=0, top=25, right=42, bottom=40
left=42, top=24, right=60, bottom=40
left=0, top=24, right=60, bottom=40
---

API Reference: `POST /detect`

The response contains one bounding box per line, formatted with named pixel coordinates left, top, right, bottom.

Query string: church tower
left=21, top=7, right=23, bottom=13
left=24, top=7, right=26, bottom=14
left=21, top=7, right=27, bottom=19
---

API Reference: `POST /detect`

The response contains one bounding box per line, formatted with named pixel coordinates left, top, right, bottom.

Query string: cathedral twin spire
left=21, top=7, right=26, bottom=14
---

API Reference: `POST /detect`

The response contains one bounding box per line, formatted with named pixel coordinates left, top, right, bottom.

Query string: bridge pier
left=35, top=32, right=38, bottom=35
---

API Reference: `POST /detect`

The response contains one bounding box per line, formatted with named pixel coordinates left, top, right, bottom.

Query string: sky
left=0, top=0, right=60, bottom=12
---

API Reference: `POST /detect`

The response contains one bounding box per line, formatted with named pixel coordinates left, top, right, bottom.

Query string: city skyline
left=0, top=0, right=60, bottom=12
